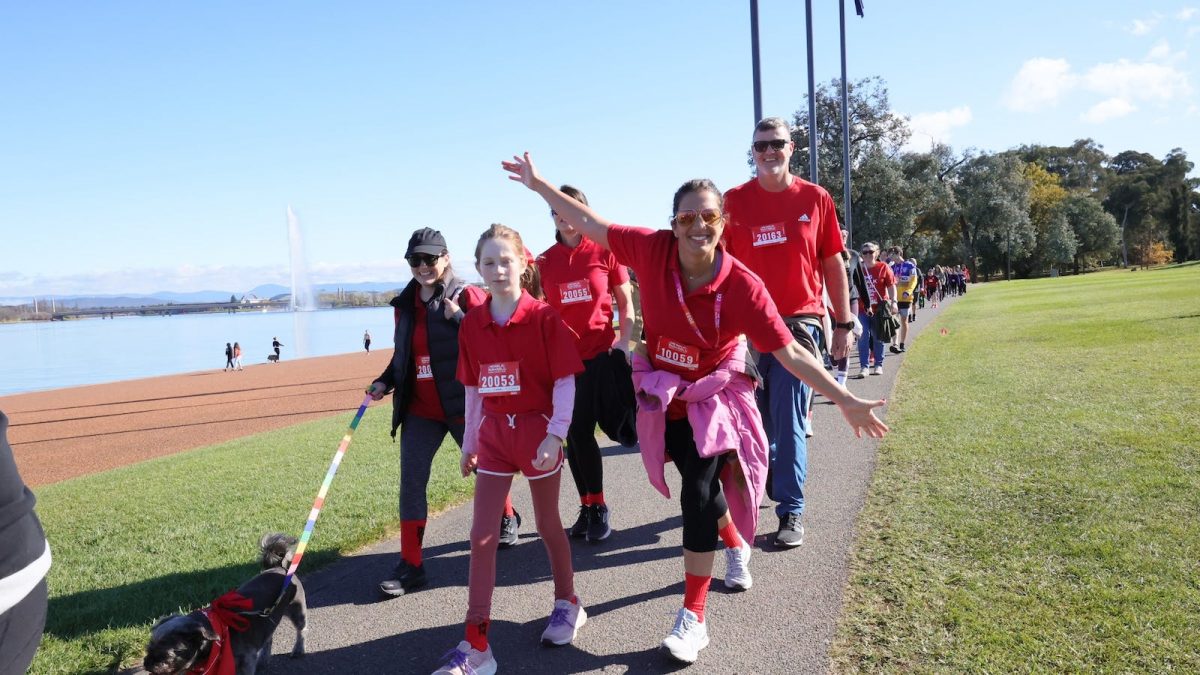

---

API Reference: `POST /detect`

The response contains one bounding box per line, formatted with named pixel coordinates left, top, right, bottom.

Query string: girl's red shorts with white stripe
left=475, top=411, right=563, bottom=479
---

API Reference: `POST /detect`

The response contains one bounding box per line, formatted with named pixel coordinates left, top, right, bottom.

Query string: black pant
left=665, top=418, right=728, bottom=553
left=565, top=354, right=609, bottom=498
left=0, top=578, right=47, bottom=675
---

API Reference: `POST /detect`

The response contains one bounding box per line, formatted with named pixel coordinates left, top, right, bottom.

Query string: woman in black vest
left=367, top=228, right=520, bottom=599
left=0, top=410, right=50, bottom=675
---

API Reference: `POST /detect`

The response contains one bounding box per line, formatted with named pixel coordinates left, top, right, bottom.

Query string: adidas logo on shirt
left=799, top=214, right=811, bottom=222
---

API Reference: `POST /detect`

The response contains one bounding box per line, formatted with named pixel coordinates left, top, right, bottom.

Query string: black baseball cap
left=406, top=228, right=447, bottom=257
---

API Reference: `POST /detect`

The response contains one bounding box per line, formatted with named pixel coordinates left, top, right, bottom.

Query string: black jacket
left=0, top=411, right=47, bottom=583
left=375, top=273, right=472, bottom=438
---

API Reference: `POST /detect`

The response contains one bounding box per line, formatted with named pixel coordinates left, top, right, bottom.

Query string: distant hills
left=0, top=282, right=408, bottom=308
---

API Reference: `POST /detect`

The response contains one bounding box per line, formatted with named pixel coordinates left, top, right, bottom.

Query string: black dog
left=143, top=533, right=307, bottom=675
left=266, top=354, right=280, bottom=363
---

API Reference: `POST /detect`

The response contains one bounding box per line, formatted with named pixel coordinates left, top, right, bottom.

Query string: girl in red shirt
left=538, top=185, right=637, bottom=543
left=433, top=224, right=585, bottom=675
left=504, top=152, right=888, bottom=666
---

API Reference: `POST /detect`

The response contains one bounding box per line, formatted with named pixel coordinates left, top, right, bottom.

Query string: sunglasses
left=752, top=139, right=789, bottom=153
left=673, top=208, right=723, bottom=228
left=406, top=253, right=441, bottom=267
left=861, top=249, right=877, bottom=255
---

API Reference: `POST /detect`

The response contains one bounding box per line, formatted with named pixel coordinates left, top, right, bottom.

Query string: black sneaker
left=568, top=505, right=590, bottom=539
left=379, top=560, right=427, bottom=597
left=775, top=513, right=804, bottom=548
left=586, top=504, right=611, bottom=542
left=498, top=510, right=521, bottom=549
left=898, top=343, right=906, bottom=352
left=889, top=344, right=901, bottom=354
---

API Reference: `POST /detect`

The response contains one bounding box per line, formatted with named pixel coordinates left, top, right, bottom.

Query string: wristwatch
left=834, top=321, right=855, bottom=331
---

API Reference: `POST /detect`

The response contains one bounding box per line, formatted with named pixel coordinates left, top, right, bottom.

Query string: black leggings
left=565, top=357, right=604, bottom=498
left=0, top=578, right=47, bottom=675
left=665, top=418, right=728, bottom=553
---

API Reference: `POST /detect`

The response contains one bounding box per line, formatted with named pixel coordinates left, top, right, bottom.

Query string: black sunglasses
left=406, top=253, right=441, bottom=267
left=752, top=139, right=789, bottom=153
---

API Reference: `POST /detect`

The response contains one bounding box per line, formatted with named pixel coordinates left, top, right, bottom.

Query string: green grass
left=29, top=405, right=473, bottom=674
left=832, top=263, right=1200, bottom=673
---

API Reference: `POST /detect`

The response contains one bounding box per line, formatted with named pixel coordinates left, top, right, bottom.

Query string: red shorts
left=476, top=411, right=564, bottom=480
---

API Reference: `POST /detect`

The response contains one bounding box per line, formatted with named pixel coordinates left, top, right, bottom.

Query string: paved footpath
left=264, top=299, right=952, bottom=674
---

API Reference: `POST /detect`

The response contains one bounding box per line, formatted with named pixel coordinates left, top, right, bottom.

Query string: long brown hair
left=474, top=223, right=543, bottom=299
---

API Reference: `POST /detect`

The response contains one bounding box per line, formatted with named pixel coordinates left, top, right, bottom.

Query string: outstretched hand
left=837, top=395, right=890, bottom=439
left=501, top=152, right=542, bottom=191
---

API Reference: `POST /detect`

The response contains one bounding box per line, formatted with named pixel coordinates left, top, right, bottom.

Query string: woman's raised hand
left=837, top=395, right=890, bottom=439
left=501, top=152, right=542, bottom=190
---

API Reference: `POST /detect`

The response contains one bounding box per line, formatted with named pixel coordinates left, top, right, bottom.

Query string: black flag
left=854, top=0, right=865, bottom=17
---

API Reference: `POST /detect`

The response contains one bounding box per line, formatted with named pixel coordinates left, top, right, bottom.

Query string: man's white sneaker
left=723, top=544, right=753, bottom=590
left=540, top=597, right=587, bottom=646
left=661, top=608, right=709, bottom=664
left=870, top=365, right=883, bottom=376
left=431, top=641, right=497, bottom=675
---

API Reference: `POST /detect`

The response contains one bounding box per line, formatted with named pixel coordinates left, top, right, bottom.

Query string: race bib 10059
left=558, top=280, right=593, bottom=305
left=478, top=361, right=521, bottom=396
left=654, top=337, right=700, bottom=371
left=751, top=222, right=788, bottom=247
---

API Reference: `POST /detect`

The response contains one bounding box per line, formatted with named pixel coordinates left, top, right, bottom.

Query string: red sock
left=683, top=573, right=710, bottom=623
left=465, top=620, right=490, bottom=651
left=580, top=493, right=593, bottom=506
left=588, top=491, right=605, bottom=506
left=503, top=494, right=515, bottom=517
left=400, top=520, right=426, bottom=567
left=718, top=521, right=743, bottom=550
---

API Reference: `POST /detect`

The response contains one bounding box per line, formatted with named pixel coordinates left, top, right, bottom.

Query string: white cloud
left=1081, top=97, right=1138, bottom=123
left=1004, top=58, right=1076, bottom=111
left=1178, top=7, right=1197, bottom=21
left=1083, top=58, right=1191, bottom=102
left=1130, top=17, right=1160, bottom=35
left=903, top=106, right=973, bottom=151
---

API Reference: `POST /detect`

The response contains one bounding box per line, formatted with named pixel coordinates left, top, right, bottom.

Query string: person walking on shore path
left=504, top=151, right=887, bottom=666
left=367, top=228, right=519, bottom=601
left=224, top=342, right=234, bottom=371
left=722, top=117, right=856, bottom=549
left=363, top=330, right=372, bottom=354
left=537, top=184, right=638, bottom=543
left=232, top=342, right=243, bottom=371
left=432, top=223, right=586, bottom=675
left=272, top=337, right=284, bottom=361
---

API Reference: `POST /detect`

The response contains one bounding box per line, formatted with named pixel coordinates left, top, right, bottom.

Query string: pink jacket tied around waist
left=631, top=341, right=769, bottom=545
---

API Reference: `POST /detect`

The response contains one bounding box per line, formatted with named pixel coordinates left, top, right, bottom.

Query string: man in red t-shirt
left=723, top=117, right=855, bottom=549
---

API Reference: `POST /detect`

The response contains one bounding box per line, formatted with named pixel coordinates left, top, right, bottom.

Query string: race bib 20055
left=558, top=280, right=593, bottom=305
left=478, top=361, right=521, bottom=396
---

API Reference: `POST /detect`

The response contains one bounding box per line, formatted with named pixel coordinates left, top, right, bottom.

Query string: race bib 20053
left=751, top=223, right=788, bottom=247
left=654, top=337, right=700, bottom=371
left=416, top=355, right=433, bottom=380
left=558, top=280, right=593, bottom=305
left=478, top=361, right=521, bottom=396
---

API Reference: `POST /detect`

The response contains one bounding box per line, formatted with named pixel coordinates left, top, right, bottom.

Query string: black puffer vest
left=376, top=274, right=471, bottom=438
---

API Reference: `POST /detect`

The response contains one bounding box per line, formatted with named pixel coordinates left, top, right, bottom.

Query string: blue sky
left=1, top=1, right=1196, bottom=298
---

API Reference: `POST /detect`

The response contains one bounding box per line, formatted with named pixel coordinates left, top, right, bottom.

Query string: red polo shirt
left=607, top=225, right=792, bottom=381
left=407, top=299, right=446, bottom=421
left=723, top=177, right=844, bottom=317
left=457, top=290, right=584, bottom=415
left=537, top=237, right=629, bottom=361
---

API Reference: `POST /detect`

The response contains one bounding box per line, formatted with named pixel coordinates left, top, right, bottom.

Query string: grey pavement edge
left=243, top=298, right=954, bottom=674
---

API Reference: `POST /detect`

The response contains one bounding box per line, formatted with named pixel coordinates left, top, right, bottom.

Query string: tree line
left=785, top=76, right=1199, bottom=280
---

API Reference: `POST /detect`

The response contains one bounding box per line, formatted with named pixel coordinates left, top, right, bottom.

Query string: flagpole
left=804, top=0, right=818, bottom=182
left=839, top=0, right=853, bottom=246
left=751, top=0, right=763, bottom=125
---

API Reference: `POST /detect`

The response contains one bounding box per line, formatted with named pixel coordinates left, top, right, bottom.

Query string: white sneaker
left=661, top=608, right=709, bottom=664
left=870, top=365, right=882, bottom=376
left=431, top=641, right=497, bottom=675
left=724, top=543, right=753, bottom=590
left=540, top=597, right=587, bottom=646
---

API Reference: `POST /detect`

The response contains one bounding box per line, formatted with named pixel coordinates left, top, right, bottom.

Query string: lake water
left=0, top=307, right=396, bottom=396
